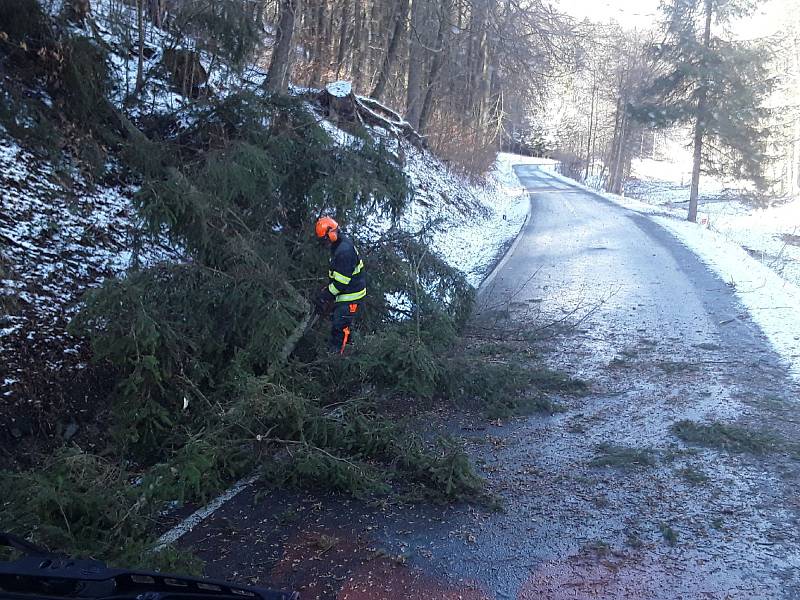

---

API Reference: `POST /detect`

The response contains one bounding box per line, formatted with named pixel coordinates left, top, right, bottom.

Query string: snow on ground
left=400, top=149, right=530, bottom=287
left=316, top=109, right=531, bottom=288
left=1, top=0, right=530, bottom=409
left=614, top=158, right=800, bottom=289
left=87, top=0, right=531, bottom=289
left=539, top=160, right=800, bottom=378
left=651, top=215, right=800, bottom=378
left=0, top=126, right=178, bottom=400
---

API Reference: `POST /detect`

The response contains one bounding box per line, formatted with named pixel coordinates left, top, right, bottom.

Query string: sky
left=552, top=0, right=786, bottom=38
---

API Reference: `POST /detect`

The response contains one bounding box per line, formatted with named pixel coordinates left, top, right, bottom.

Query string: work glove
left=314, top=287, right=335, bottom=315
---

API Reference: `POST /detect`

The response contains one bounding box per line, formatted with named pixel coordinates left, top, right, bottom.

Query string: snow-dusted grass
left=544, top=162, right=800, bottom=378
left=620, top=158, right=800, bottom=289
left=652, top=215, right=800, bottom=378
left=87, top=0, right=531, bottom=289
left=400, top=150, right=531, bottom=287
left=0, top=125, right=177, bottom=396
left=1, top=0, right=531, bottom=405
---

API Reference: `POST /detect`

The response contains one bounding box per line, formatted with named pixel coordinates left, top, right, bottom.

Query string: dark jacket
left=326, top=234, right=366, bottom=302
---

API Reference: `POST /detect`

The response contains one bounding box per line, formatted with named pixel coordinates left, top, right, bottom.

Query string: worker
left=313, top=216, right=366, bottom=355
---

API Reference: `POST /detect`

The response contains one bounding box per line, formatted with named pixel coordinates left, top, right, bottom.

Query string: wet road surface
left=178, top=165, right=800, bottom=598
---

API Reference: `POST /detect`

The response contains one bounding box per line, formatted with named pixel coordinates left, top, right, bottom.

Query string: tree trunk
left=405, top=0, right=428, bottom=129
left=352, top=0, right=364, bottom=89
left=147, top=0, right=163, bottom=27
left=367, top=0, right=381, bottom=78
left=334, top=0, right=351, bottom=79
left=418, top=1, right=449, bottom=134
left=610, top=104, right=628, bottom=195
left=584, top=83, right=596, bottom=181
left=371, top=0, right=410, bottom=100
left=689, top=0, right=713, bottom=223
left=135, top=0, right=145, bottom=95
left=467, top=0, right=489, bottom=116
left=309, top=0, right=325, bottom=86
left=792, top=117, right=800, bottom=195
left=266, top=0, right=300, bottom=95
left=608, top=87, right=623, bottom=193
left=790, top=30, right=800, bottom=195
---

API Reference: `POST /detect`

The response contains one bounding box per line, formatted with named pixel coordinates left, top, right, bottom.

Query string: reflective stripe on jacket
left=327, top=234, right=366, bottom=302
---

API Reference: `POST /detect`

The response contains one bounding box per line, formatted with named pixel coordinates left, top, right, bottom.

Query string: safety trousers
left=330, top=301, right=361, bottom=354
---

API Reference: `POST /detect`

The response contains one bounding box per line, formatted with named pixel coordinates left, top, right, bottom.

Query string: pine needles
left=0, top=448, right=201, bottom=572
left=2, top=16, right=484, bottom=568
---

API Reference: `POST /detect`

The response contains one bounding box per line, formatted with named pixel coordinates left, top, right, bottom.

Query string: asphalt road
left=178, top=165, right=800, bottom=599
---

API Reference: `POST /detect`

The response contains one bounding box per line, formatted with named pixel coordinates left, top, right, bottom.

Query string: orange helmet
left=315, top=216, right=339, bottom=242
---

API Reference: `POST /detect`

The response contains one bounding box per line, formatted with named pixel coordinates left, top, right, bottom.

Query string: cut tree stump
left=317, top=81, right=426, bottom=150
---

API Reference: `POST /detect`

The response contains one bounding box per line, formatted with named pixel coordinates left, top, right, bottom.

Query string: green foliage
left=439, top=357, right=532, bottom=416
left=4, top=1, right=489, bottom=572
left=439, top=356, right=580, bottom=418
left=0, top=85, right=62, bottom=160
left=74, top=90, right=476, bottom=470
left=672, top=419, right=778, bottom=454
left=134, top=92, right=409, bottom=256
left=60, top=37, right=114, bottom=126
left=0, top=448, right=200, bottom=573
left=226, top=379, right=485, bottom=502
left=143, top=435, right=250, bottom=504
left=73, top=252, right=310, bottom=460
left=0, top=6, right=119, bottom=173
left=172, top=0, right=264, bottom=71
left=678, top=465, right=709, bottom=485
left=590, top=444, right=657, bottom=470
left=632, top=0, right=773, bottom=188
left=347, top=329, right=443, bottom=399
left=659, top=522, right=678, bottom=546
left=262, top=446, right=389, bottom=497
left=0, top=0, right=51, bottom=49
left=401, top=438, right=486, bottom=503
left=0, top=449, right=143, bottom=554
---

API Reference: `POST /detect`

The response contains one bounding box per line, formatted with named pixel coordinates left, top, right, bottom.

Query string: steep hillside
left=0, top=4, right=544, bottom=574
left=0, top=1, right=527, bottom=459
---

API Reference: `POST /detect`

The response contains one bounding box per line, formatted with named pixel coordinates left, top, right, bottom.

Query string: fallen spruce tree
left=0, top=8, right=488, bottom=568
left=0, top=1, right=562, bottom=570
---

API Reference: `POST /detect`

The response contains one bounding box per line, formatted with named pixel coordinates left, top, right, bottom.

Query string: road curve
left=466, top=164, right=800, bottom=598
left=179, top=164, right=800, bottom=599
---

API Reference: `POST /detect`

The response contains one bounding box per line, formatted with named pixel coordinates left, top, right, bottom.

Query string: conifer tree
left=633, top=0, right=773, bottom=221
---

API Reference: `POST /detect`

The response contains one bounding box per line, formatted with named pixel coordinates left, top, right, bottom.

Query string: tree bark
left=405, top=0, right=428, bottom=129
left=334, top=0, right=351, bottom=79
left=467, top=0, right=489, bottom=116
left=309, top=0, right=325, bottom=86
left=266, top=0, right=300, bottom=95
left=352, top=0, right=364, bottom=88
left=689, top=0, right=713, bottom=223
left=609, top=97, right=629, bottom=195
left=135, top=0, right=145, bottom=95
left=584, top=82, right=596, bottom=181
left=371, top=0, right=410, bottom=100
left=792, top=117, right=800, bottom=195
left=418, top=1, right=449, bottom=134
left=147, top=0, right=163, bottom=27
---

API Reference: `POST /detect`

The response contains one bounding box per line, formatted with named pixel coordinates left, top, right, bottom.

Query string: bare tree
left=371, top=0, right=410, bottom=100
left=266, top=0, right=300, bottom=94
left=135, top=0, right=145, bottom=95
